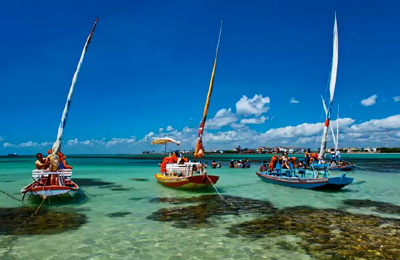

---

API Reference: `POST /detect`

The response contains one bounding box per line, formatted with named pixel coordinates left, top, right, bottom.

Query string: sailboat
left=21, top=19, right=98, bottom=198
left=154, top=21, right=222, bottom=189
left=328, top=104, right=354, bottom=171
left=256, top=14, right=353, bottom=190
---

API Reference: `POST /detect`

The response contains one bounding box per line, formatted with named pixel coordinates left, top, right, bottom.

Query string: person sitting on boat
left=268, top=155, right=278, bottom=172
left=330, top=148, right=336, bottom=165
left=229, top=160, right=234, bottom=168
left=235, top=160, right=242, bottom=168
left=35, top=153, right=49, bottom=170
left=281, top=153, right=290, bottom=169
left=259, top=160, right=268, bottom=172
left=54, top=152, right=73, bottom=170
left=290, top=157, right=297, bottom=169
left=304, top=152, right=310, bottom=168
left=211, top=160, right=217, bottom=168
left=217, top=162, right=222, bottom=168
left=335, top=150, right=342, bottom=163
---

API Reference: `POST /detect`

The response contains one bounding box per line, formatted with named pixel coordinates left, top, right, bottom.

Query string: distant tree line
left=379, top=147, right=400, bottom=153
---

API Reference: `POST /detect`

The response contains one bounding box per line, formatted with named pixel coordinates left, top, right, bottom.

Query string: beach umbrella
left=151, top=138, right=180, bottom=154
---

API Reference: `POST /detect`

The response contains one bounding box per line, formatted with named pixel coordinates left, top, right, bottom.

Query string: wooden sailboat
left=155, top=21, right=222, bottom=189
left=21, top=19, right=98, bottom=198
left=257, top=14, right=353, bottom=190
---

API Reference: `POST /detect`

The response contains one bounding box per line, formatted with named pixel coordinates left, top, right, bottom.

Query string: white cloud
left=105, top=136, right=136, bottom=147
left=158, top=128, right=164, bottom=133
left=3, top=142, right=13, bottom=148
left=166, top=126, right=173, bottom=132
left=290, top=97, right=300, bottom=104
left=393, top=96, right=400, bottom=102
left=349, top=114, right=400, bottom=132
left=206, top=108, right=238, bottom=129
left=236, top=94, right=270, bottom=117
left=240, top=116, right=267, bottom=124
left=2, top=141, right=52, bottom=148
left=361, top=94, right=377, bottom=106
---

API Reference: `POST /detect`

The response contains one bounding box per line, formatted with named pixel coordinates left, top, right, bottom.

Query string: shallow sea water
left=0, top=155, right=399, bottom=259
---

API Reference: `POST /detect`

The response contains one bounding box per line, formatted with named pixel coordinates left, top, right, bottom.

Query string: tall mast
left=318, top=13, right=338, bottom=161
left=336, top=103, right=339, bottom=151
left=194, top=20, right=223, bottom=158
left=51, top=18, right=98, bottom=155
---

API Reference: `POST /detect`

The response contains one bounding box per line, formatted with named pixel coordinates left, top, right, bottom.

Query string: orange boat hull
left=154, top=174, right=219, bottom=189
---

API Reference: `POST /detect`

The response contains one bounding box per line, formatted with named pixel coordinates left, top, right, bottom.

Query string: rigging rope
left=0, top=189, right=22, bottom=202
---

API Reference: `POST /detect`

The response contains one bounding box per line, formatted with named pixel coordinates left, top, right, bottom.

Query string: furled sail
left=50, top=18, right=98, bottom=168
left=194, top=21, right=222, bottom=158
left=318, top=14, right=338, bottom=161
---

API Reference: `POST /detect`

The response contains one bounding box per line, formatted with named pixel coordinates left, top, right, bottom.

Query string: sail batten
left=52, top=18, right=98, bottom=155
left=318, top=14, right=338, bottom=160
left=194, top=21, right=222, bottom=158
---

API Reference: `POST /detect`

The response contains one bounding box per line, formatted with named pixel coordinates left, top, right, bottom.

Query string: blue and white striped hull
left=256, top=172, right=353, bottom=190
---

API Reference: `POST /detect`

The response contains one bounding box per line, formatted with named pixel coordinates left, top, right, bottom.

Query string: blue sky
left=1, top=0, right=400, bottom=154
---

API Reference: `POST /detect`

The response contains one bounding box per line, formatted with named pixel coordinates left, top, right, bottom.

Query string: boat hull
left=155, top=174, right=219, bottom=189
left=256, top=172, right=353, bottom=190
left=21, top=179, right=79, bottom=197
left=329, top=165, right=354, bottom=171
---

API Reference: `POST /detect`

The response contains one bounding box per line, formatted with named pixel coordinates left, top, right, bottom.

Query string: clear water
left=0, top=155, right=399, bottom=259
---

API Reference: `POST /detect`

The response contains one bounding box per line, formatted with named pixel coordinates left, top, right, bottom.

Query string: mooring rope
left=355, top=184, right=378, bottom=199
left=0, top=189, right=22, bottom=202
left=206, top=175, right=234, bottom=207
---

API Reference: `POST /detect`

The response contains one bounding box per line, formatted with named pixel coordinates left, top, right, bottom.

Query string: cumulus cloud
left=393, top=96, right=400, bottom=102
left=236, top=94, right=270, bottom=117
left=105, top=136, right=136, bottom=147
left=166, top=126, right=174, bottom=132
left=207, top=108, right=238, bottom=129
left=240, top=116, right=268, bottom=124
left=290, top=97, right=300, bottom=104
left=3, top=141, right=52, bottom=148
left=361, top=94, right=377, bottom=106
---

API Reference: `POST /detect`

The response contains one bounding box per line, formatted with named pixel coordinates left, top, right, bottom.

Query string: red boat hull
left=155, top=174, right=219, bottom=189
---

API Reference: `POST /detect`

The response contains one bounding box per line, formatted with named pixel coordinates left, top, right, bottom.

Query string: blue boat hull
left=256, top=172, right=353, bottom=190
left=329, top=165, right=354, bottom=171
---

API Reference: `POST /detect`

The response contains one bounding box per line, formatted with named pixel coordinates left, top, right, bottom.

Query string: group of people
left=211, top=160, right=222, bottom=168
left=229, top=158, right=251, bottom=168
left=35, top=150, right=73, bottom=171
left=329, top=148, right=342, bottom=165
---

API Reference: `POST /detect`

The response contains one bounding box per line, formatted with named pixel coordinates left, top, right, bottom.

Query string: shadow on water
left=147, top=195, right=276, bottom=228
left=342, top=199, right=400, bottom=215
left=74, top=178, right=131, bottom=191
left=0, top=206, right=87, bottom=236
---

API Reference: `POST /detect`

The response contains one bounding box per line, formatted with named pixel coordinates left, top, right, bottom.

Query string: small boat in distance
left=21, top=19, right=98, bottom=199
left=154, top=21, right=222, bottom=189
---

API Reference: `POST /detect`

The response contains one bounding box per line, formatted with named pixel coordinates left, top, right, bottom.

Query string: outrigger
left=21, top=19, right=98, bottom=199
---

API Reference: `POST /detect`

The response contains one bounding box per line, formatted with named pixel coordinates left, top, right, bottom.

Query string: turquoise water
left=1, top=156, right=400, bottom=259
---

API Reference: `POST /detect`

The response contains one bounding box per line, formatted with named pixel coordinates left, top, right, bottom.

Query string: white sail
left=329, top=14, right=338, bottom=103
left=51, top=19, right=98, bottom=156
left=318, top=14, right=338, bottom=161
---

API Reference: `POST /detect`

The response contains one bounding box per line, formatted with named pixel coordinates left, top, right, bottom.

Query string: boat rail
left=32, top=169, right=72, bottom=180
left=165, top=162, right=203, bottom=177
